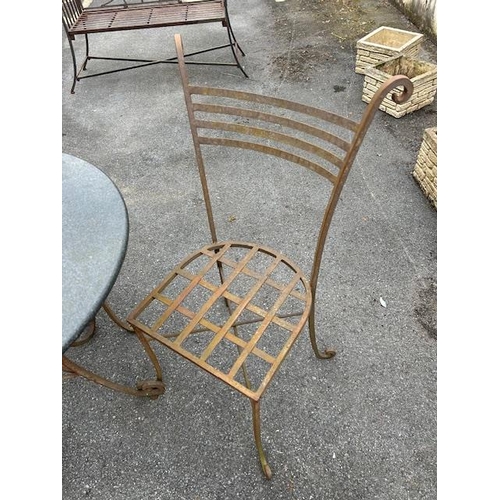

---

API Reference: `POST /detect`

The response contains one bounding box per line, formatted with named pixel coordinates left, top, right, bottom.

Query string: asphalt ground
left=60, top=1, right=437, bottom=498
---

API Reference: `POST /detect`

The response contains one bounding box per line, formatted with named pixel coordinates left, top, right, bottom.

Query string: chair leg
left=251, top=399, right=272, bottom=479
left=215, top=260, right=253, bottom=389
left=215, top=261, right=271, bottom=478
left=133, top=327, right=165, bottom=393
left=308, top=289, right=336, bottom=359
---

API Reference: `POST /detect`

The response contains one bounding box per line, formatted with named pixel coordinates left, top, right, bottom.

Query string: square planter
left=362, top=55, right=437, bottom=118
left=355, top=26, right=423, bottom=75
left=413, top=127, right=437, bottom=208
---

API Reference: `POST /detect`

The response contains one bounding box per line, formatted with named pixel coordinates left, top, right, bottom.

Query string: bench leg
left=82, top=34, right=90, bottom=71
left=64, top=28, right=92, bottom=93
left=224, top=24, right=248, bottom=77
left=64, top=19, right=248, bottom=91
left=223, top=3, right=248, bottom=77
left=64, top=31, right=79, bottom=94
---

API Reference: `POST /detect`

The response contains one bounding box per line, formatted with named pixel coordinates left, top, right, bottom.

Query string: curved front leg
left=308, top=289, right=336, bottom=359
left=251, top=399, right=272, bottom=479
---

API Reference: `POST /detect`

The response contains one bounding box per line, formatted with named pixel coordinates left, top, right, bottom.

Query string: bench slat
left=70, top=2, right=225, bottom=35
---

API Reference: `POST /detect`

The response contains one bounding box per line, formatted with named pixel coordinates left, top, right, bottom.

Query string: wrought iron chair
left=127, top=33, right=413, bottom=478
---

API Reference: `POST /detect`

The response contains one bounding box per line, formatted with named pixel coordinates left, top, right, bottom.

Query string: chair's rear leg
left=308, top=289, right=336, bottom=359
left=215, top=259, right=272, bottom=478
left=251, top=399, right=272, bottom=479
left=215, top=260, right=252, bottom=389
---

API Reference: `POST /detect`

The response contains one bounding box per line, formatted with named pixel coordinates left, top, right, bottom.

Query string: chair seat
left=127, top=241, right=312, bottom=401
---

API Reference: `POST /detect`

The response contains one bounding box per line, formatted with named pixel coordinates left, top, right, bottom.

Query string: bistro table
left=62, top=153, right=164, bottom=397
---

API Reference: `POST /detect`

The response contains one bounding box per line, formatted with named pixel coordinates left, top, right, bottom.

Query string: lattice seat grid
left=127, top=241, right=312, bottom=401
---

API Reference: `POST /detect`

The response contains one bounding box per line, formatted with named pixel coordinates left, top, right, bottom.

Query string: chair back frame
left=174, top=33, right=413, bottom=295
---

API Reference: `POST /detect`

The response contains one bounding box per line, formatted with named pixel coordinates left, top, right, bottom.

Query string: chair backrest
left=62, top=0, right=83, bottom=33
left=173, top=33, right=413, bottom=291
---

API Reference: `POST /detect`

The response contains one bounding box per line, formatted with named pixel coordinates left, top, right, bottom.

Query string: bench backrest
left=62, top=0, right=84, bottom=33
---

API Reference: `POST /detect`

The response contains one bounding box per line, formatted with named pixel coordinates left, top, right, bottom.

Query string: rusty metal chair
left=127, top=33, right=413, bottom=478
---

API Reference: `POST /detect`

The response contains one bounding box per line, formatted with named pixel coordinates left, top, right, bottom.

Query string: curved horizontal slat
left=192, top=103, right=352, bottom=152
left=195, top=119, right=344, bottom=170
left=198, top=136, right=338, bottom=184
left=190, top=86, right=360, bottom=132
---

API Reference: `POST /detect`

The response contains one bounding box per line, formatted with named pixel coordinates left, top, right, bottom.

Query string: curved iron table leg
left=70, top=318, right=96, bottom=347
left=62, top=354, right=165, bottom=399
left=65, top=30, right=79, bottom=94
left=63, top=318, right=165, bottom=399
left=70, top=302, right=133, bottom=349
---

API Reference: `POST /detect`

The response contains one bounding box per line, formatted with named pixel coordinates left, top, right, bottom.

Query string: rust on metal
left=126, top=33, right=413, bottom=478
left=62, top=0, right=247, bottom=93
left=63, top=302, right=165, bottom=398
left=128, top=241, right=311, bottom=402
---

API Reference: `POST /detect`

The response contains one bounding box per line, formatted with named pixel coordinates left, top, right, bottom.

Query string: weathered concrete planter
left=355, top=26, right=423, bottom=75
left=362, top=55, right=437, bottom=118
left=413, top=127, right=437, bottom=208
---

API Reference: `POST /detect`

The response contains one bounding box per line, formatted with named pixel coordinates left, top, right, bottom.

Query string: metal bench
left=62, top=0, right=247, bottom=93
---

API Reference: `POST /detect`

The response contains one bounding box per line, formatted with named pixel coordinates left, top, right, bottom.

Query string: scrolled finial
left=387, top=75, right=414, bottom=104
left=356, top=75, right=414, bottom=136
left=366, top=74, right=414, bottom=111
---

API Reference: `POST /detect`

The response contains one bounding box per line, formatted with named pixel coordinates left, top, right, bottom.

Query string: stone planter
left=355, top=26, right=423, bottom=75
left=413, top=127, right=437, bottom=208
left=362, top=55, right=437, bottom=118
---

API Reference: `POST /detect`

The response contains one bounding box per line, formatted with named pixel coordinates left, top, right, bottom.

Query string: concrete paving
left=62, top=1, right=437, bottom=498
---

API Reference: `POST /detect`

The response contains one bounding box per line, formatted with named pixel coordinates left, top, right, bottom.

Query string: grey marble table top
left=62, top=153, right=129, bottom=352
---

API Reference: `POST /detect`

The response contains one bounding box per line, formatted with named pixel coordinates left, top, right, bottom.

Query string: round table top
left=62, top=153, right=129, bottom=352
